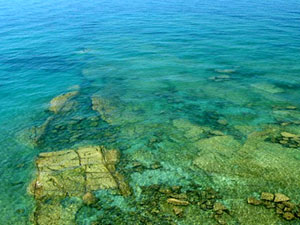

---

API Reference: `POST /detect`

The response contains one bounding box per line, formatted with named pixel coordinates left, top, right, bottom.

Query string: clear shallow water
left=1, top=0, right=300, bottom=224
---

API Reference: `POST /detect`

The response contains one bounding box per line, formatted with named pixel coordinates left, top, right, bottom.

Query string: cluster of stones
left=154, top=186, right=229, bottom=225
left=94, top=185, right=229, bottom=225
left=247, top=192, right=300, bottom=221
left=29, top=146, right=130, bottom=225
left=276, top=132, right=300, bottom=149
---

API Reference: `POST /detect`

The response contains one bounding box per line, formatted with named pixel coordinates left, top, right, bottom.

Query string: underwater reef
left=19, top=86, right=300, bottom=225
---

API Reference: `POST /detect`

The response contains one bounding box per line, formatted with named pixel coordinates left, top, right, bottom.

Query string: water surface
left=1, top=0, right=300, bottom=224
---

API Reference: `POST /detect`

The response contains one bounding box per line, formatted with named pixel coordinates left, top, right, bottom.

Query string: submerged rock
left=274, top=193, right=290, bottom=203
left=91, top=95, right=117, bottom=124
left=18, top=116, right=54, bottom=147
left=217, top=119, right=228, bottom=126
left=261, top=192, right=274, bottom=201
left=273, top=109, right=300, bottom=122
left=283, top=212, right=295, bottom=221
left=213, top=202, right=227, bottom=212
left=82, top=192, right=97, bottom=206
left=49, top=91, right=79, bottom=113
left=247, top=197, right=262, bottom=206
left=209, top=130, right=225, bottom=136
left=193, top=135, right=241, bottom=173
left=286, top=106, right=297, bottom=110
left=248, top=192, right=300, bottom=221
left=167, top=198, right=189, bottom=206
left=67, top=85, right=80, bottom=90
left=93, top=184, right=225, bottom=225
left=251, top=83, right=284, bottom=94
left=208, top=75, right=231, bottom=82
left=281, top=132, right=297, bottom=138
left=215, top=69, right=235, bottom=74
left=191, top=126, right=300, bottom=224
left=33, top=198, right=82, bottom=225
left=274, top=130, right=300, bottom=149
left=172, top=119, right=209, bottom=141
left=173, top=206, right=184, bottom=217
left=29, top=146, right=130, bottom=225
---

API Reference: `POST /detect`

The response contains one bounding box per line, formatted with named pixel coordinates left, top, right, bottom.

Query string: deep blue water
left=1, top=0, right=300, bottom=224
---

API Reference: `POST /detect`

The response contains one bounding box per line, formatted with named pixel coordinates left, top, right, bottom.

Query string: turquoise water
left=1, top=0, right=300, bottom=224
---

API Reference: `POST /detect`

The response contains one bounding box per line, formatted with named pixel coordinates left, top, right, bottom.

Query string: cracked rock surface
left=29, top=146, right=130, bottom=225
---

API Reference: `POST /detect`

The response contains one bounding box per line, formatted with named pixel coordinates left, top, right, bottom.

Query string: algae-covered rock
left=17, top=116, right=54, bottom=147
left=29, top=146, right=130, bottom=225
left=283, top=212, right=295, bottom=221
left=192, top=126, right=300, bottom=224
left=91, top=95, right=117, bottom=124
left=173, top=206, right=184, bottom=217
left=193, top=135, right=241, bottom=173
left=274, top=193, right=290, bottom=203
left=194, top=126, right=300, bottom=184
left=248, top=192, right=300, bottom=222
left=261, top=192, right=274, bottom=201
left=272, top=109, right=300, bottom=122
left=33, top=198, right=82, bottom=225
left=281, top=131, right=297, bottom=138
left=167, top=198, right=190, bottom=206
left=30, top=146, right=128, bottom=199
left=247, top=197, right=262, bottom=206
left=82, top=192, right=97, bottom=206
left=172, top=119, right=209, bottom=142
left=213, top=202, right=227, bottom=212
left=49, top=91, right=78, bottom=113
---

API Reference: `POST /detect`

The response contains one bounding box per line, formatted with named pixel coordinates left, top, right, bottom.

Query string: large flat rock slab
left=29, top=146, right=130, bottom=225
